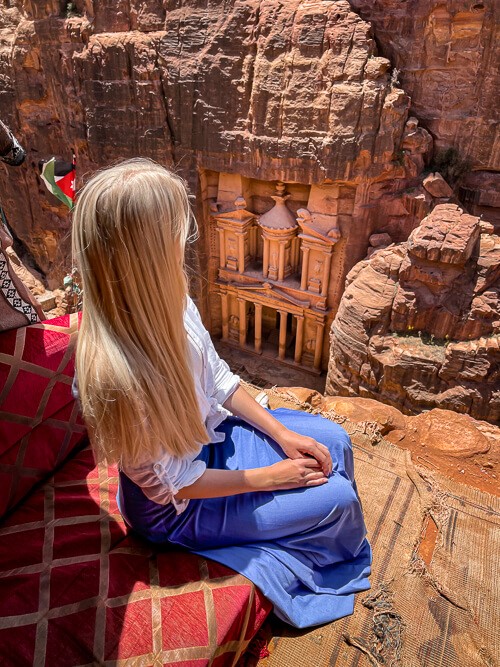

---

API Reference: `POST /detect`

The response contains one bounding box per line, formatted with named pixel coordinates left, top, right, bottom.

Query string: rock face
left=326, top=204, right=500, bottom=424
left=459, top=171, right=500, bottom=228
left=422, top=172, right=454, bottom=199
left=0, top=0, right=433, bottom=288
left=349, top=0, right=500, bottom=173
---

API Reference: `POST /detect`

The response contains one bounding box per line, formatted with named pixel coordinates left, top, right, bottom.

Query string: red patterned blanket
left=0, top=314, right=271, bottom=666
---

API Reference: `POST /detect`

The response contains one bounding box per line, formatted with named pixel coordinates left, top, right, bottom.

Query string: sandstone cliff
left=0, top=0, right=431, bottom=288
left=349, top=0, right=500, bottom=173
left=326, top=203, right=500, bottom=423
left=349, top=0, right=500, bottom=228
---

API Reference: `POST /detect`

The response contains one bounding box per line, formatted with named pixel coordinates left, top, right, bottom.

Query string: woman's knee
left=331, top=474, right=360, bottom=514
left=313, top=417, right=352, bottom=453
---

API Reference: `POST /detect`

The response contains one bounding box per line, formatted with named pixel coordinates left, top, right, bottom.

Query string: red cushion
left=0, top=445, right=272, bottom=665
left=0, top=313, right=87, bottom=517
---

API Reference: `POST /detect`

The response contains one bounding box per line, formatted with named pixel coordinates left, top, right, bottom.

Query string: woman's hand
left=267, top=458, right=328, bottom=491
left=275, top=429, right=333, bottom=476
left=221, top=385, right=333, bottom=477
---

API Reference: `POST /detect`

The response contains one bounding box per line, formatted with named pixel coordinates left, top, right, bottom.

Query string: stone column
left=294, top=315, right=304, bottom=364
left=293, top=237, right=300, bottom=272
left=254, top=303, right=263, bottom=353
left=250, top=225, right=257, bottom=258
left=221, top=291, right=229, bottom=340
left=321, top=251, right=332, bottom=297
left=238, top=233, right=245, bottom=273
left=262, top=237, right=269, bottom=278
left=278, top=241, right=286, bottom=281
left=238, top=298, right=246, bottom=347
left=278, top=310, right=287, bottom=360
left=313, top=321, right=325, bottom=371
left=217, top=228, right=225, bottom=269
left=300, top=246, right=310, bottom=290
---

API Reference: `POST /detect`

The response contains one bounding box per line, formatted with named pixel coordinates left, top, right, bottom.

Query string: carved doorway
left=258, top=305, right=296, bottom=360
left=260, top=305, right=277, bottom=354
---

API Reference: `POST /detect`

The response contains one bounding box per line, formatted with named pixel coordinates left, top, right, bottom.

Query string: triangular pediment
left=226, top=281, right=311, bottom=308
left=213, top=208, right=255, bottom=226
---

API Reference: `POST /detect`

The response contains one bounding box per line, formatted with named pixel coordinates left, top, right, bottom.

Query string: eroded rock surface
left=326, top=203, right=500, bottom=423
left=0, top=0, right=432, bottom=287
left=349, top=0, right=500, bottom=173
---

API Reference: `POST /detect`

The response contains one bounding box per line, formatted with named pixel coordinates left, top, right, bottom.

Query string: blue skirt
left=117, top=407, right=373, bottom=628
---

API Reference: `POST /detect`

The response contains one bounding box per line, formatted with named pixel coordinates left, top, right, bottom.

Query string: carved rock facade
left=0, top=0, right=432, bottom=294
left=210, top=178, right=344, bottom=372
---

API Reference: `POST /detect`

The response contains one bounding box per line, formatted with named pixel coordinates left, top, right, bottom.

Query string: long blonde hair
left=71, top=158, right=209, bottom=467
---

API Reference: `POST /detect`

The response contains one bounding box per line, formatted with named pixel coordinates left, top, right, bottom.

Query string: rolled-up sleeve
left=125, top=455, right=207, bottom=515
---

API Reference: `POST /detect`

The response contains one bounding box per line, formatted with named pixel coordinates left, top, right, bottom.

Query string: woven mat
left=241, top=383, right=499, bottom=667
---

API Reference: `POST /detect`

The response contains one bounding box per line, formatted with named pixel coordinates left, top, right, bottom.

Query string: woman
left=71, top=157, right=372, bottom=628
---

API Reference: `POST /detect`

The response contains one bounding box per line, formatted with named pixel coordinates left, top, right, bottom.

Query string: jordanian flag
left=40, top=156, right=76, bottom=209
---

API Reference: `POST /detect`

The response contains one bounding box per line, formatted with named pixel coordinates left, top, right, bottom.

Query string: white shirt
left=123, top=295, right=241, bottom=513
left=72, top=295, right=241, bottom=514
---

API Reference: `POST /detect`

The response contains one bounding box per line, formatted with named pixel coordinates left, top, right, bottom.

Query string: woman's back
left=70, top=157, right=372, bottom=628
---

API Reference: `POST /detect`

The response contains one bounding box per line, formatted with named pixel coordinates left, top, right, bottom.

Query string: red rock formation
left=423, top=172, right=454, bottom=199
left=349, top=1, right=500, bottom=230
left=348, top=0, right=500, bottom=173
left=326, top=203, right=500, bottom=423
left=459, top=171, right=500, bottom=228
left=0, top=0, right=432, bottom=289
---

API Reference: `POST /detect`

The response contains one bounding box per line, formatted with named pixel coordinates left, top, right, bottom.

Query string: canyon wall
left=0, top=0, right=497, bottom=408
left=326, top=204, right=500, bottom=423
left=349, top=0, right=499, bottom=171
left=0, top=0, right=431, bottom=297
left=349, top=0, right=500, bottom=227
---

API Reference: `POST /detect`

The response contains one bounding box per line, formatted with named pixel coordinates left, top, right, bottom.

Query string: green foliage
left=394, top=148, right=406, bottom=166
left=391, top=328, right=451, bottom=347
